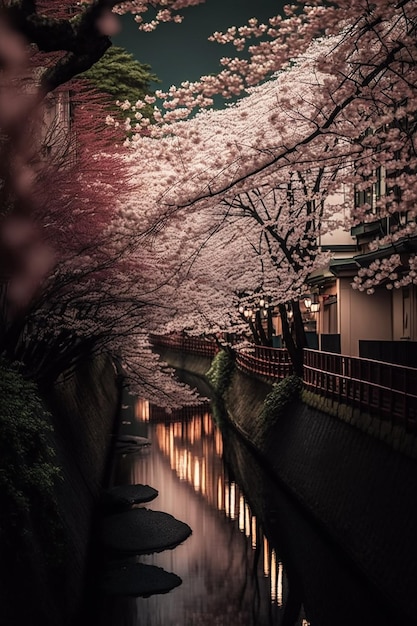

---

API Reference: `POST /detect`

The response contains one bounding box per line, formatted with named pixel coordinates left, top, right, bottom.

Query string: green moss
left=206, top=350, right=234, bottom=396
left=261, top=375, right=303, bottom=425
left=0, top=359, right=65, bottom=566
left=250, top=375, right=302, bottom=448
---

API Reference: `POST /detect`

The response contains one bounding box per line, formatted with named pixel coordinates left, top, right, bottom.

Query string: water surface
left=91, top=398, right=408, bottom=626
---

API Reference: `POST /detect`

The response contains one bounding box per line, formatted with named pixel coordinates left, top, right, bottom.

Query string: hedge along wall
left=43, top=353, right=121, bottom=625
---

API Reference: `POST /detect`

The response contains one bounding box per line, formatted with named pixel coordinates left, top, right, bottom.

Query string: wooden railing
left=151, top=334, right=417, bottom=432
left=150, top=334, right=219, bottom=359
left=236, top=345, right=293, bottom=380
left=303, top=349, right=417, bottom=433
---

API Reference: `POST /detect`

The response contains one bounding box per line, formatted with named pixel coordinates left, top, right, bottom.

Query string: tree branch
left=6, top=0, right=115, bottom=93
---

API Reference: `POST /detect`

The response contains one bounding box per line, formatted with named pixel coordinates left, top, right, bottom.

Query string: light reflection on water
left=91, top=396, right=412, bottom=626
left=113, top=399, right=299, bottom=626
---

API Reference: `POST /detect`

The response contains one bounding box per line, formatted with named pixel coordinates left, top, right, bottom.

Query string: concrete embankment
left=160, top=347, right=417, bottom=623
left=221, top=424, right=407, bottom=626
left=43, top=354, right=121, bottom=625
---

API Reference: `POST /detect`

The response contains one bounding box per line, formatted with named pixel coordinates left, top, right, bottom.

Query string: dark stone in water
left=99, top=562, right=182, bottom=597
left=100, top=508, right=192, bottom=554
left=115, top=435, right=151, bottom=448
left=101, top=484, right=158, bottom=510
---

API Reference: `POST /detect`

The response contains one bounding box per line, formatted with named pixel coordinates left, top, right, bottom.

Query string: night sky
left=112, top=1, right=285, bottom=93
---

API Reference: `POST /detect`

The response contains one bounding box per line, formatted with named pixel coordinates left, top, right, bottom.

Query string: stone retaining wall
left=221, top=425, right=407, bottom=626
left=225, top=368, right=417, bottom=623
left=44, top=354, right=121, bottom=625
left=155, top=345, right=213, bottom=378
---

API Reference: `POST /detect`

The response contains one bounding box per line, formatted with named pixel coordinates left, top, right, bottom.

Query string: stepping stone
left=99, top=562, right=182, bottom=597
left=101, top=508, right=192, bottom=554
left=115, top=435, right=151, bottom=448
left=100, top=484, right=158, bottom=511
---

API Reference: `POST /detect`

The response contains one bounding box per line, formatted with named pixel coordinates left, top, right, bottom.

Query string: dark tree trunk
left=255, top=310, right=271, bottom=346
left=248, top=317, right=261, bottom=345
left=278, top=302, right=304, bottom=377
left=292, top=300, right=308, bottom=350
left=266, top=307, right=274, bottom=344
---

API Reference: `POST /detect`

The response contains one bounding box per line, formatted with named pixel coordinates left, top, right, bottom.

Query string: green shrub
left=206, top=349, right=234, bottom=396
left=0, top=359, right=65, bottom=565
left=260, top=374, right=303, bottom=425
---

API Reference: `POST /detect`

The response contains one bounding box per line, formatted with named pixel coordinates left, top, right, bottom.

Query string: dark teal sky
left=113, top=1, right=284, bottom=92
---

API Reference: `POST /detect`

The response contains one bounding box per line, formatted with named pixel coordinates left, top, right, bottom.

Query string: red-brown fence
left=303, top=349, right=417, bottom=433
left=150, top=334, right=219, bottom=359
left=151, top=334, right=417, bottom=432
left=235, top=345, right=293, bottom=381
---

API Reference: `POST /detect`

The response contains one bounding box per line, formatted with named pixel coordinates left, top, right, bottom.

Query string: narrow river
left=90, top=394, right=408, bottom=626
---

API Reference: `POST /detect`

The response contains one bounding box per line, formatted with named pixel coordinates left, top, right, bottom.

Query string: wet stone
left=100, top=507, right=192, bottom=554
left=98, top=562, right=182, bottom=597
left=101, top=484, right=158, bottom=510
left=115, top=435, right=151, bottom=448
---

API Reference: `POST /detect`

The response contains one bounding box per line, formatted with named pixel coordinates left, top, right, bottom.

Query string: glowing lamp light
left=311, top=302, right=320, bottom=313
left=304, top=297, right=312, bottom=309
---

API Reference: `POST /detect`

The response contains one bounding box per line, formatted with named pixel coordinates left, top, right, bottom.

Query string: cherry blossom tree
left=217, top=177, right=337, bottom=373
left=2, top=0, right=417, bottom=389
left=138, top=158, right=342, bottom=374
left=120, top=53, right=341, bottom=363
left=0, top=78, right=204, bottom=406
left=0, top=1, right=203, bottom=406
left=124, top=0, right=416, bottom=326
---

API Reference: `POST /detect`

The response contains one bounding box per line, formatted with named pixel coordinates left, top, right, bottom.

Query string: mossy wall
left=155, top=345, right=213, bottom=378
left=302, top=388, right=417, bottom=459
left=223, top=367, right=273, bottom=443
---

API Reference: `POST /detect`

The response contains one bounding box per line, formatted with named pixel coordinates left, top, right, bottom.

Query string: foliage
left=125, top=0, right=417, bottom=295
left=80, top=45, right=159, bottom=123
left=0, top=73, right=199, bottom=406
left=206, top=349, right=234, bottom=396
left=1, top=0, right=417, bottom=397
left=0, top=358, right=65, bottom=565
left=260, top=375, right=303, bottom=426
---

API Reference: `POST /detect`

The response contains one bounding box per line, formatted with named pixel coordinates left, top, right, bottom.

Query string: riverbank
left=45, top=354, right=122, bottom=624
left=158, top=345, right=417, bottom=623
left=0, top=354, right=122, bottom=626
left=242, top=378, right=417, bottom=623
left=220, top=420, right=408, bottom=626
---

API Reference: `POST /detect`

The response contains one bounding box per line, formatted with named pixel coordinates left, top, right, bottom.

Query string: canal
left=90, top=394, right=410, bottom=626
